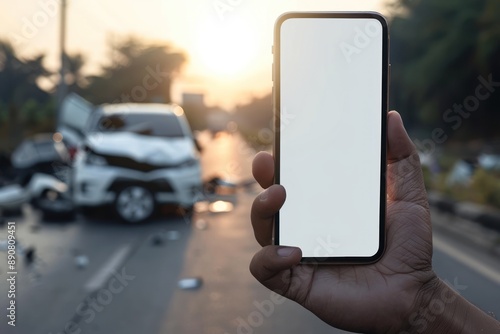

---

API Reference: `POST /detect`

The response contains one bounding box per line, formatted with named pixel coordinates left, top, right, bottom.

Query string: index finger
left=251, top=184, right=286, bottom=246
left=252, top=152, right=275, bottom=189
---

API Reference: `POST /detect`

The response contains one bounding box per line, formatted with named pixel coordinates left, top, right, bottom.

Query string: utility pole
left=56, top=0, right=67, bottom=129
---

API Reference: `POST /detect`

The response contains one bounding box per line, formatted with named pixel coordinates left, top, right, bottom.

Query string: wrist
left=401, top=277, right=500, bottom=334
left=401, top=277, right=462, bottom=334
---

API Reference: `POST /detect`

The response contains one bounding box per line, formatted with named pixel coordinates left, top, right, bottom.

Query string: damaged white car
left=67, top=101, right=202, bottom=223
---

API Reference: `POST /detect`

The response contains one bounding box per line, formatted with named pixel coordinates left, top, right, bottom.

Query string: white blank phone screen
left=279, top=17, right=384, bottom=258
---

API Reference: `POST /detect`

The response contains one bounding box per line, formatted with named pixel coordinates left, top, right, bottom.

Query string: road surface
left=0, top=132, right=498, bottom=334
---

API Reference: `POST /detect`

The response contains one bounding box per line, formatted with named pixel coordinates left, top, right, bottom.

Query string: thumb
left=387, top=111, right=428, bottom=208
left=250, top=246, right=302, bottom=294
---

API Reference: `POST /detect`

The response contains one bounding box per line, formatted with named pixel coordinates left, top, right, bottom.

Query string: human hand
left=250, top=111, right=437, bottom=333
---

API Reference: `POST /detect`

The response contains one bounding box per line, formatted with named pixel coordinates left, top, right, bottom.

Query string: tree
left=0, top=40, right=52, bottom=149
left=0, top=41, right=51, bottom=105
left=66, top=53, right=87, bottom=94
left=83, top=36, right=186, bottom=105
left=388, top=0, right=500, bottom=141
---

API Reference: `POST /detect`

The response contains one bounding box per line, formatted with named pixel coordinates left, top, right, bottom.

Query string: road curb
left=428, top=191, right=500, bottom=257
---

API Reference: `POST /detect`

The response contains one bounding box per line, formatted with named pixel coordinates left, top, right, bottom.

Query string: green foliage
left=83, top=36, right=186, bottom=105
left=20, top=98, right=56, bottom=126
left=0, top=40, right=53, bottom=149
left=469, top=168, right=500, bottom=208
left=436, top=153, right=459, bottom=173
left=442, top=169, right=500, bottom=209
left=0, top=41, right=51, bottom=107
left=421, top=165, right=433, bottom=190
left=0, top=98, right=56, bottom=151
left=389, top=0, right=500, bottom=141
left=21, top=99, right=41, bottom=126
left=0, top=101, right=6, bottom=123
left=426, top=164, right=500, bottom=209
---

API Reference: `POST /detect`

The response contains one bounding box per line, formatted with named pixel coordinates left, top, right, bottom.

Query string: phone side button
left=388, top=64, right=391, bottom=109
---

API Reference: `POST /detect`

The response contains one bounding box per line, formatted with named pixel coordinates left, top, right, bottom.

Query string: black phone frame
left=273, top=11, right=389, bottom=264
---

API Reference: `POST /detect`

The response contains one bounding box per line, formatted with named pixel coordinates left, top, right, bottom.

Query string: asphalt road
left=0, top=132, right=499, bottom=334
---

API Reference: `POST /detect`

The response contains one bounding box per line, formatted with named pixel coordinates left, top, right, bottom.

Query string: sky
left=0, top=0, right=387, bottom=110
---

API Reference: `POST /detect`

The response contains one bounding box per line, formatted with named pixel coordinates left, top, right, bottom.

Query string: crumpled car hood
left=85, top=132, right=196, bottom=165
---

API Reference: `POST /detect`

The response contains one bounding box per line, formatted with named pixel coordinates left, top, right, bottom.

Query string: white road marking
left=433, top=236, right=500, bottom=285
left=84, top=245, right=131, bottom=292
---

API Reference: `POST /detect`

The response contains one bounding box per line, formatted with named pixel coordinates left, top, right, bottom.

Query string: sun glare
left=194, top=19, right=259, bottom=78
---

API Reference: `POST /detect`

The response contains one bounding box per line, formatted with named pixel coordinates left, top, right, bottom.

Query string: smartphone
left=273, top=12, right=389, bottom=263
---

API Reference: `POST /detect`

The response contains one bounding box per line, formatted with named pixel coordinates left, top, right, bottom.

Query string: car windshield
left=88, top=113, right=186, bottom=138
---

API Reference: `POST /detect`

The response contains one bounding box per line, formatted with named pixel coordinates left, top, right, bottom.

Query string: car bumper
left=73, top=164, right=202, bottom=208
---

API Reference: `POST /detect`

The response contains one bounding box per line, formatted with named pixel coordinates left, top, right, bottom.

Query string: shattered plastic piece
left=208, top=201, right=234, bottom=213
left=151, top=234, right=165, bottom=246
left=25, top=247, right=35, bottom=263
left=195, top=219, right=208, bottom=230
left=151, top=230, right=180, bottom=245
left=75, top=255, right=89, bottom=269
left=178, top=277, right=203, bottom=290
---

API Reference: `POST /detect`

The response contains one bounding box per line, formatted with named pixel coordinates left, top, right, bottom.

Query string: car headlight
left=85, top=152, right=108, bottom=166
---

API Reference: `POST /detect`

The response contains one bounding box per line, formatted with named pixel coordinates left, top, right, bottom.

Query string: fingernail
left=277, top=247, right=295, bottom=257
left=260, top=190, right=268, bottom=202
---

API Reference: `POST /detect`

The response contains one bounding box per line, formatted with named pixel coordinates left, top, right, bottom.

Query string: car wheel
left=114, top=186, right=155, bottom=223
